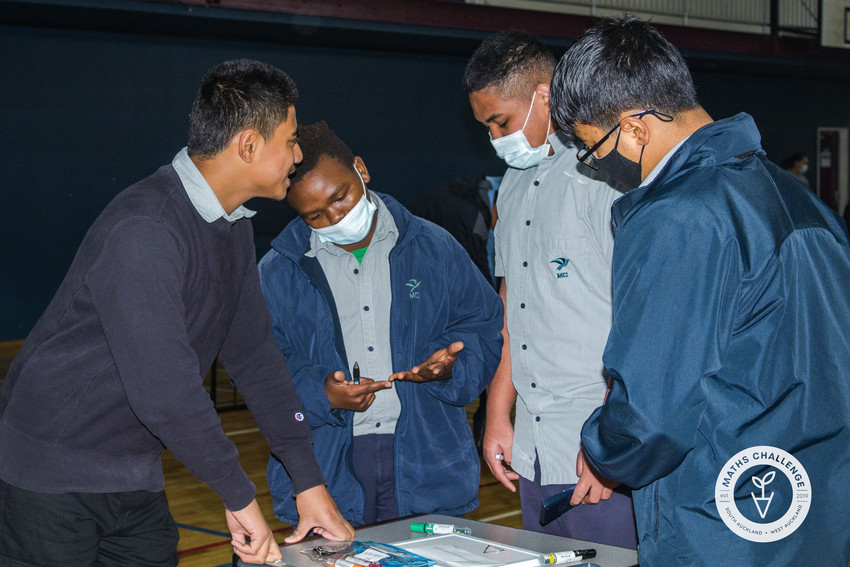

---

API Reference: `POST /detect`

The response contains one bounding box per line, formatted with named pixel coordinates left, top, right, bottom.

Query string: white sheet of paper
left=393, top=534, right=541, bottom=567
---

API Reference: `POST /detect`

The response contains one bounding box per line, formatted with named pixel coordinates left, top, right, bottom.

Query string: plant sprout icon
left=750, top=470, right=776, bottom=519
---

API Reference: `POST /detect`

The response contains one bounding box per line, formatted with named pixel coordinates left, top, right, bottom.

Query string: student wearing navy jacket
left=258, top=122, right=503, bottom=526
left=551, top=16, right=850, bottom=565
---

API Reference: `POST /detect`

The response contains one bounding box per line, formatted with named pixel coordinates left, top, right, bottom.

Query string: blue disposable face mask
left=490, top=91, right=551, bottom=170
left=311, top=166, right=377, bottom=245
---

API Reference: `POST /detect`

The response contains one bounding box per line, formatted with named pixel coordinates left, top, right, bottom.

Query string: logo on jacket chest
left=550, top=257, right=570, bottom=278
left=714, top=445, right=811, bottom=542
left=406, top=278, right=421, bottom=299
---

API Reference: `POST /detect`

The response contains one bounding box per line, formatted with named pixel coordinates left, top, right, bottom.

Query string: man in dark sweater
left=0, top=60, right=354, bottom=566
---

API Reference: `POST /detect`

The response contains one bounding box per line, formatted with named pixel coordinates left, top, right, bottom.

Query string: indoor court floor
left=0, top=341, right=522, bottom=566
left=165, top=405, right=522, bottom=566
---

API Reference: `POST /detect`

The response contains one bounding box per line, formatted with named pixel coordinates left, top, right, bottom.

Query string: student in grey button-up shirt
left=310, top=188, right=402, bottom=438
left=465, top=31, right=638, bottom=549
left=259, top=122, right=503, bottom=526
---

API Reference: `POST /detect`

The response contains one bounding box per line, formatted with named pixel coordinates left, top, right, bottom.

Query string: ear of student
left=237, top=129, right=260, bottom=163
left=536, top=83, right=551, bottom=108
left=354, top=156, right=371, bottom=184
left=620, top=115, right=650, bottom=146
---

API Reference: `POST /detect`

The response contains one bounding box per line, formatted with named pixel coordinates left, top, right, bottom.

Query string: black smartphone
left=539, top=487, right=576, bottom=526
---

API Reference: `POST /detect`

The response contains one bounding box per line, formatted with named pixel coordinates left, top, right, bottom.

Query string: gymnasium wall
left=2, top=4, right=849, bottom=340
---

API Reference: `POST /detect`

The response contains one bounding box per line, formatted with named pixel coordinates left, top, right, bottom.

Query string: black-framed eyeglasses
left=576, top=109, right=674, bottom=170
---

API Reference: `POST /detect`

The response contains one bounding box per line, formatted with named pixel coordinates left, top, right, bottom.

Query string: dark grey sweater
left=0, top=165, right=322, bottom=510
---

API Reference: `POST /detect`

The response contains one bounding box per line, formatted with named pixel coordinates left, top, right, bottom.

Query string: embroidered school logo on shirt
left=406, top=279, right=421, bottom=299
left=550, top=257, right=570, bottom=278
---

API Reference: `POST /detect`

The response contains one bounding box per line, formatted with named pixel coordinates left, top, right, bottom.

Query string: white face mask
left=490, top=91, right=551, bottom=170
left=800, top=164, right=809, bottom=174
left=311, top=166, right=377, bottom=245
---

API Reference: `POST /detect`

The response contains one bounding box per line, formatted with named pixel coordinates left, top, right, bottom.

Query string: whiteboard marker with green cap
left=410, top=522, right=471, bottom=535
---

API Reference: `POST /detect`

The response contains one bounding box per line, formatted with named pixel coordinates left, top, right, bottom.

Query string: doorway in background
left=817, top=127, right=849, bottom=215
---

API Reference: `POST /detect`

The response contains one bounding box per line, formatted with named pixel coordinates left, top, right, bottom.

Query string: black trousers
left=0, top=479, right=179, bottom=567
left=351, top=433, right=397, bottom=525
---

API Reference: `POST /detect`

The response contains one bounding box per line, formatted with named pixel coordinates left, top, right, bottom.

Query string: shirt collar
left=171, top=147, right=256, bottom=223
left=546, top=129, right=569, bottom=156
left=639, top=136, right=690, bottom=188
left=305, top=192, right=397, bottom=258
left=611, top=134, right=694, bottom=234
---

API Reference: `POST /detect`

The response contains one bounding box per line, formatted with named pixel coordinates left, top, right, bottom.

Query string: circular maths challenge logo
left=714, top=445, right=811, bottom=542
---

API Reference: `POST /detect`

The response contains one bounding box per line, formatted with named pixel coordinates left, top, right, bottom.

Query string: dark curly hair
left=289, top=121, right=356, bottom=190
left=463, top=30, right=556, bottom=100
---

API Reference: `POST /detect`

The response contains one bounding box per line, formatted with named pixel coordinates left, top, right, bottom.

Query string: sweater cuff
left=279, top=444, right=325, bottom=495
left=208, top=462, right=257, bottom=512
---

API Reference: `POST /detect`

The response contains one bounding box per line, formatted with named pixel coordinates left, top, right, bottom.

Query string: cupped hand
left=389, top=342, right=464, bottom=383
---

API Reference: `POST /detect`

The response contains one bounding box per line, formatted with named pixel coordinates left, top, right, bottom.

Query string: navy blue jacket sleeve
left=259, top=255, right=348, bottom=428
left=581, top=202, right=742, bottom=489
left=412, top=231, right=503, bottom=406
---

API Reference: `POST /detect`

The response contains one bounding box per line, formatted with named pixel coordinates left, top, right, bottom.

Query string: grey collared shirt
left=495, top=131, right=620, bottom=485
left=308, top=194, right=401, bottom=435
left=171, top=147, right=256, bottom=223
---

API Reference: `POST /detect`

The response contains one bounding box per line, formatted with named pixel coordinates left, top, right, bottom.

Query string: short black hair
left=550, top=16, right=699, bottom=135
left=290, top=121, right=356, bottom=190
left=463, top=30, right=556, bottom=100
left=187, top=59, right=298, bottom=159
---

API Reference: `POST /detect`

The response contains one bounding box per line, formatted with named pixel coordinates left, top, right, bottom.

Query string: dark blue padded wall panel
left=690, top=66, right=847, bottom=183
left=0, top=24, right=505, bottom=340
left=2, top=20, right=848, bottom=341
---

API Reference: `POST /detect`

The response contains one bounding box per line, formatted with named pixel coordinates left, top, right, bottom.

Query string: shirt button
left=531, top=382, right=536, bottom=388
left=522, top=344, right=527, bottom=350
left=375, top=422, right=381, bottom=428
left=533, top=180, right=540, bottom=186
left=520, top=303, right=525, bottom=309
left=354, top=268, right=359, bottom=274
left=368, top=346, right=374, bottom=352
left=535, top=416, right=541, bottom=422
left=526, top=220, right=531, bottom=226
left=522, top=261, right=528, bottom=267
left=363, top=305, right=370, bottom=311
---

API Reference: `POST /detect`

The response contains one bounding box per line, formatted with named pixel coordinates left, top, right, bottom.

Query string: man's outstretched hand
left=388, top=342, right=464, bottom=383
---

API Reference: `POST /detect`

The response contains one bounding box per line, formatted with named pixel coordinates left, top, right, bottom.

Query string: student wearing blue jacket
left=258, top=122, right=503, bottom=526
left=550, top=16, right=850, bottom=566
